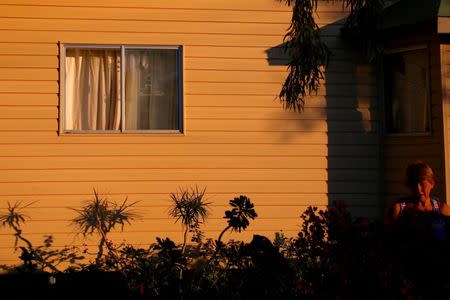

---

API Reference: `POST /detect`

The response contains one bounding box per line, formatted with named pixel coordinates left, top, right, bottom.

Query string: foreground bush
left=1, top=192, right=450, bottom=299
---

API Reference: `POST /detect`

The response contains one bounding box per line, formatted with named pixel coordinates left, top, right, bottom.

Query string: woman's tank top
left=398, top=197, right=447, bottom=241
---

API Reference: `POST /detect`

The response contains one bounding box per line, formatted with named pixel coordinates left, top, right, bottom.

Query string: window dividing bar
left=121, top=45, right=126, bottom=132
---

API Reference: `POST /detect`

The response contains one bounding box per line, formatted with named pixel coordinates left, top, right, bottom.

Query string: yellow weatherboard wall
left=0, top=0, right=378, bottom=264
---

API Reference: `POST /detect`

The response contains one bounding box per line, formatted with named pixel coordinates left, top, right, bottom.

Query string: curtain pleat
left=65, top=49, right=121, bottom=131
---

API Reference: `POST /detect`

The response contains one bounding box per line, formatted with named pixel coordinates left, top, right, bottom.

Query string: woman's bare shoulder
left=391, top=202, right=402, bottom=221
left=440, top=201, right=450, bottom=217
left=385, top=201, right=402, bottom=223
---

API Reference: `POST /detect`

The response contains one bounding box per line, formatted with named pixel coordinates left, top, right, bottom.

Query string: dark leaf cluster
left=224, top=195, right=257, bottom=233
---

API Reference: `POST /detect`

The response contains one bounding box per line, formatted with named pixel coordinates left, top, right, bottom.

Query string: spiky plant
left=71, top=189, right=139, bottom=264
left=168, top=186, right=210, bottom=253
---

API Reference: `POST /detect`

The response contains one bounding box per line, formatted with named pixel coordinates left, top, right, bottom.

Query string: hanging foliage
left=342, top=0, right=385, bottom=61
left=279, top=0, right=385, bottom=111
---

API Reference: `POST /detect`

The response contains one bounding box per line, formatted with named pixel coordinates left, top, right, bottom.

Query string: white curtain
left=125, top=49, right=178, bottom=130
left=65, top=49, right=121, bottom=131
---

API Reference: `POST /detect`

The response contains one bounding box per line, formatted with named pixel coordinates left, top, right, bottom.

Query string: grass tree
left=168, top=186, right=210, bottom=254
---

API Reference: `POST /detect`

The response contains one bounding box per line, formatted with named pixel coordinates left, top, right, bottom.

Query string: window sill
left=59, top=130, right=184, bottom=136
left=384, top=132, right=432, bottom=137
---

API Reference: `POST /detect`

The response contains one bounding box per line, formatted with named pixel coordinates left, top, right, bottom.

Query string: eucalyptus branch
left=279, top=0, right=385, bottom=111
left=279, top=0, right=331, bottom=111
left=342, top=0, right=385, bottom=61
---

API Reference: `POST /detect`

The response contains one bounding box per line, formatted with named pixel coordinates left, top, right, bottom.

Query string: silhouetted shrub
left=2, top=193, right=450, bottom=299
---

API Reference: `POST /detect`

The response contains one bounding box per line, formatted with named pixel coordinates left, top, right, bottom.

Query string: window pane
left=384, top=49, right=430, bottom=133
left=65, top=48, right=121, bottom=131
left=125, top=49, right=179, bottom=130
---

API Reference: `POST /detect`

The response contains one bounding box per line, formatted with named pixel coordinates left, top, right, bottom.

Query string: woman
left=390, top=161, right=450, bottom=225
left=387, top=162, right=450, bottom=297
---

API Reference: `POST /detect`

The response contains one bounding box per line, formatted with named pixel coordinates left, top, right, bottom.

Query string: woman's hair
left=405, top=161, right=435, bottom=189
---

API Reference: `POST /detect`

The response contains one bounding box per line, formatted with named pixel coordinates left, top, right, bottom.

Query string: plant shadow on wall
left=0, top=201, right=85, bottom=273
left=265, top=6, right=378, bottom=216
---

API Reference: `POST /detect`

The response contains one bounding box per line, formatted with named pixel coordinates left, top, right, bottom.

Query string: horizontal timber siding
left=0, top=0, right=379, bottom=264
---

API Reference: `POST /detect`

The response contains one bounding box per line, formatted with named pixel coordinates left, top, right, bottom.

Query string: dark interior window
left=384, top=48, right=430, bottom=134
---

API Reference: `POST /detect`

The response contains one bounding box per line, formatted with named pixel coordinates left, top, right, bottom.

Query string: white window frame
left=382, top=44, right=432, bottom=136
left=60, top=44, right=184, bottom=134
